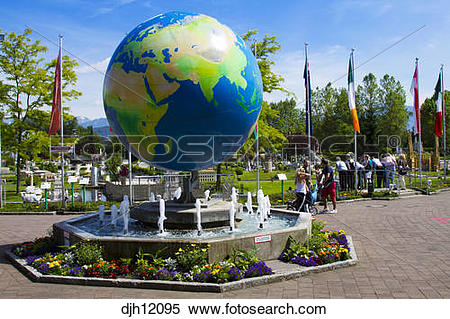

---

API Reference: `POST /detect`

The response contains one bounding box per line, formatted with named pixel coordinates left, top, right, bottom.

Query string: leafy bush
left=235, top=167, right=243, bottom=176
left=71, top=240, right=103, bottom=265
left=278, top=220, right=351, bottom=267
left=226, top=248, right=259, bottom=271
left=175, top=244, right=208, bottom=272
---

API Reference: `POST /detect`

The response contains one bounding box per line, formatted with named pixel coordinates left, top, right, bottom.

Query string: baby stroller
left=287, top=186, right=318, bottom=215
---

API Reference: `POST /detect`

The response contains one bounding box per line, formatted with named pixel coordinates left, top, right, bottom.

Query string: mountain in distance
left=76, top=117, right=111, bottom=137
left=77, top=117, right=109, bottom=128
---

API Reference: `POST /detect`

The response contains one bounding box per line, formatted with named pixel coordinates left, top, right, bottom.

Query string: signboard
left=79, top=177, right=90, bottom=185
left=276, top=174, right=288, bottom=181
left=254, top=234, right=272, bottom=244
left=40, top=182, right=51, bottom=190
left=50, top=145, right=73, bottom=153
left=68, top=176, right=78, bottom=184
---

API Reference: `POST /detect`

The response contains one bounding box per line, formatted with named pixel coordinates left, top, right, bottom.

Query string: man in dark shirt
left=320, top=158, right=337, bottom=214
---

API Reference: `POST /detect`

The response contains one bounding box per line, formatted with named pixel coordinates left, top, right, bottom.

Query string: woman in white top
left=295, top=168, right=310, bottom=211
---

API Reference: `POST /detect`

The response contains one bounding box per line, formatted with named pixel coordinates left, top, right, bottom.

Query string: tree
left=268, top=98, right=304, bottom=135
left=242, top=30, right=286, bottom=94
left=356, top=73, right=382, bottom=147
left=0, top=28, right=81, bottom=192
left=378, top=74, right=408, bottom=145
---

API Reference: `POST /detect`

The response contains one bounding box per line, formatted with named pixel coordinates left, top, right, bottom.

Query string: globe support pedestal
left=177, top=171, right=199, bottom=204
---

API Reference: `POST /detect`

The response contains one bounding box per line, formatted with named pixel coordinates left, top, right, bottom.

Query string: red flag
left=410, top=64, right=420, bottom=135
left=49, top=49, right=62, bottom=135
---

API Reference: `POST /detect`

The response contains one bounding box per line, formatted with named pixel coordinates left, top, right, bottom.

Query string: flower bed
left=278, top=220, right=351, bottom=266
left=13, top=237, right=273, bottom=285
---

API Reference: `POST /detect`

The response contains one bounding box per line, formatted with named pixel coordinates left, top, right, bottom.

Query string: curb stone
left=5, top=236, right=357, bottom=293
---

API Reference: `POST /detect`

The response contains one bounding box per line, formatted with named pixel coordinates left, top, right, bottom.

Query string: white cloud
left=93, top=0, right=137, bottom=17
left=75, top=57, right=110, bottom=74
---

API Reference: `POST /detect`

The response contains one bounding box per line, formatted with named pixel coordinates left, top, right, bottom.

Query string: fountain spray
left=229, top=201, right=235, bottom=232
left=98, top=204, right=105, bottom=227
left=158, top=198, right=166, bottom=234
left=246, top=192, right=253, bottom=214
left=110, top=204, right=118, bottom=228
left=195, top=198, right=202, bottom=236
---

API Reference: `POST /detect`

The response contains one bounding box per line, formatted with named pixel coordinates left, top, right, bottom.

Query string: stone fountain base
left=52, top=208, right=311, bottom=263
left=130, top=199, right=243, bottom=230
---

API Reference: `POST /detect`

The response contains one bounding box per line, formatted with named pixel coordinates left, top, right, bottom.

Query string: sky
left=2, top=0, right=450, bottom=119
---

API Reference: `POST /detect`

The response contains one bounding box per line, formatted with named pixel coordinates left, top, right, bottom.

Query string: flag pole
left=59, top=35, right=65, bottom=209
left=305, top=42, right=312, bottom=175
left=351, top=49, right=358, bottom=193
left=442, top=64, right=447, bottom=182
left=416, top=58, right=423, bottom=186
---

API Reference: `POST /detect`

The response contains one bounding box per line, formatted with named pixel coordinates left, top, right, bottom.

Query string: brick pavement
left=1, top=192, right=450, bottom=299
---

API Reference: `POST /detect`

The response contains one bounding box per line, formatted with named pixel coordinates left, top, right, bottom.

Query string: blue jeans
left=385, top=167, right=395, bottom=187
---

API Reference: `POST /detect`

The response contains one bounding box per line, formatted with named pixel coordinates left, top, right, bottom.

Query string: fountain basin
left=130, top=199, right=243, bottom=229
left=53, top=209, right=311, bottom=263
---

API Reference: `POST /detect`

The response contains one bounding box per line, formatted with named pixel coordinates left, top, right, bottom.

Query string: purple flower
left=25, top=255, right=41, bottom=265
left=154, top=268, right=178, bottom=281
left=37, top=263, right=50, bottom=274
left=194, top=270, right=213, bottom=282
left=227, top=267, right=242, bottom=281
left=243, top=261, right=273, bottom=278
left=70, top=266, right=83, bottom=276
left=291, top=256, right=318, bottom=267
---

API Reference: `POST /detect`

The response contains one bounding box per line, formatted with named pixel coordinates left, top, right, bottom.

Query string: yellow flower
left=201, top=249, right=207, bottom=252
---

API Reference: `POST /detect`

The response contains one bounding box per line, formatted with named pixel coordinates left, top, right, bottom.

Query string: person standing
left=320, top=158, right=337, bottom=214
left=295, top=168, right=310, bottom=211
left=345, top=153, right=355, bottom=190
left=335, top=156, right=348, bottom=191
left=383, top=153, right=397, bottom=188
left=398, top=154, right=409, bottom=190
left=372, top=156, right=383, bottom=188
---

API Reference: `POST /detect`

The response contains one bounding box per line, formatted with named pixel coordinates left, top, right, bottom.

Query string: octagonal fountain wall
left=53, top=207, right=312, bottom=263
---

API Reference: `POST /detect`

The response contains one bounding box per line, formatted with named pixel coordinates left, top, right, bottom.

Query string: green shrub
left=235, top=167, right=243, bottom=176
left=226, top=248, right=260, bottom=271
left=71, top=240, right=103, bottom=265
left=175, top=244, right=208, bottom=272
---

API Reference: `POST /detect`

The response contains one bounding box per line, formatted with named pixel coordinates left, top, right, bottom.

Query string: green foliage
left=226, top=248, right=260, bottom=271
left=242, top=30, right=286, bottom=94
left=235, top=167, right=243, bottom=176
left=175, top=244, right=208, bottom=272
left=0, top=28, right=81, bottom=193
left=71, top=240, right=103, bottom=265
left=268, top=98, right=305, bottom=135
left=283, top=236, right=310, bottom=260
left=141, top=247, right=167, bottom=270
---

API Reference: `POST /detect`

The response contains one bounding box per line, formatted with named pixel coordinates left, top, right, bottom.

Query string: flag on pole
left=49, top=48, right=62, bottom=136
left=347, top=51, right=360, bottom=133
left=433, top=71, right=443, bottom=137
left=410, top=64, right=420, bottom=135
left=303, top=53, right=313, bottom=136
left=253, top=122, right=258, bottom=139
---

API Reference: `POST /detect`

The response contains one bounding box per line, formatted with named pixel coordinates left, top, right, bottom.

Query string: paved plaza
left=1, top=192, right=449, bottom=299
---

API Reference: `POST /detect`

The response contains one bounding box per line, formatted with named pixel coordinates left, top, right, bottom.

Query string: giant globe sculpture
left=103, top=11, right=263, bottom=171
